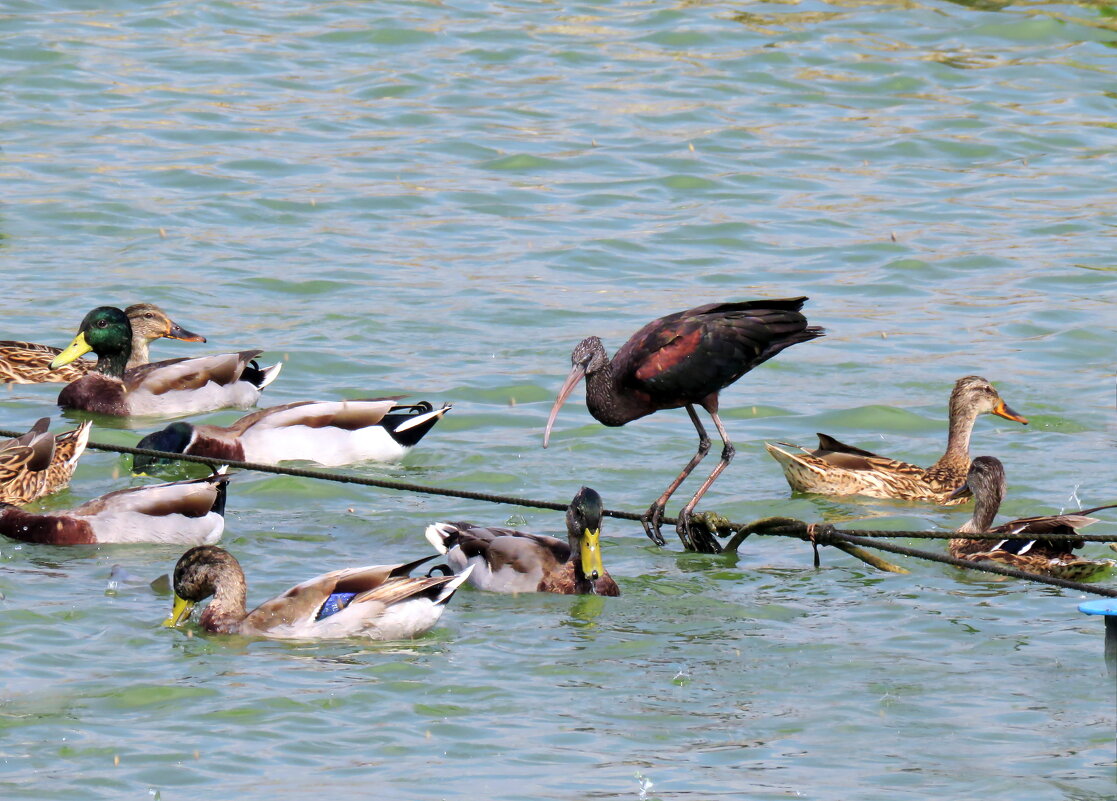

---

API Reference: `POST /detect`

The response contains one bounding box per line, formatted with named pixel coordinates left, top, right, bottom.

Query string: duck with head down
left=50, top=306, right=281, bottom=417
left=164, top=546, right=473, bottom=640
left=765, top=376, right=1029, bottom=504
left=425, top=487, right=620, bottom=596
left=947, top=456, right=1116, bottom=581
left=0, top=303, right=205, bottom=384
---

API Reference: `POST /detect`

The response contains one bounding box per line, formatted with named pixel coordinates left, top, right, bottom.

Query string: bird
left=0, top=417, right=92, bottom=504
left=543, top=298, right=823, bottom=552
left=164, top=546, right=473, bottom=640
left=50, top=306, right=282, bottom=417
left=947, top=456, right=1115, bottom=581
left=132, top=398, right=451, bottom=472
left=0, top=471, right=229, bottom=545
left=425, top=486, right=619, bottom=596
left=0, top=303, right=206, bottom=384
left=765, top=376, right=1029, bottom=504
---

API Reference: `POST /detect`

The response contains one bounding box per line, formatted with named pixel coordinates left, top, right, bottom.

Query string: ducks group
left=1, top=297, right=1111, bottom=642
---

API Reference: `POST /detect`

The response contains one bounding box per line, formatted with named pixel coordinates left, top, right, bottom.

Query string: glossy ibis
left=543, top=298, right=824, bottom=552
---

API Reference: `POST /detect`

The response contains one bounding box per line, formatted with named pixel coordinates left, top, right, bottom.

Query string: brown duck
left=0, top=418, right=92, bottom=505
left=948, top=456, right=1115, bottom=581
left=425, top=487, right=620, bottom=596
left=765, top=376, right=1028, bottom=504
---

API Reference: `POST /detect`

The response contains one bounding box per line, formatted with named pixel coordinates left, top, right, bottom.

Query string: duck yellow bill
left=992, top=400, right=1028, bottom=425
left=579, top=527, right=605, bottom=581
left=162, top=593, right=196, bottom=627
left=543, top=363, right=586, bottom=448
left=49, top=332, right=92, bottom=370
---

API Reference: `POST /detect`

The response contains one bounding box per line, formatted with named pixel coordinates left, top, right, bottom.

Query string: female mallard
left=765, top=376, right=1029, bottom=504
left=0, top=471, right=229, bottom=545
left=132, top=398, right=451, bottom=472
left=424, top=487, right=620, bottom=596
left=164, top=546, right=473, bottom=640
left=0, top=417, right=92, bottom=504
left=948, top=456, right=1115, bottom=581
left=51, top=306, right=281, bottom=417
left=0, top=304, right=205, bottom=384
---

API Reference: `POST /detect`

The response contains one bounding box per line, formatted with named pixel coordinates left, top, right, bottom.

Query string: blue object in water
left=1077, top=598, right=1117, bottom=676
left=316, top=592, right=358, bottom=621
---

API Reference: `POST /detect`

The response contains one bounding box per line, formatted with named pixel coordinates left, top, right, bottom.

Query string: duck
left=424, top=486, right=620, bottom=595
left=0, top=303, right=205, bottom=384
left=0, top=471, right=229, bottom=545
left=765, top=376, right=1029, bottom=504
left=50, top=306, right=282, bottom=417
left=947, top=456, right=1115, bottom=581
left=132, top=398, right=451, bottom=472
left=164, top=546, right=473, bottom=640
left=0, top=417, right=92, bottom=504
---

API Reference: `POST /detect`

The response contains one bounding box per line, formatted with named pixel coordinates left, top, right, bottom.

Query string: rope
left=5, top=427, right=1115, bottom=597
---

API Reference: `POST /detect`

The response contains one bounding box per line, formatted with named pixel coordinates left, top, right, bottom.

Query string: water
left=2, top=0, right=1116, bottom=798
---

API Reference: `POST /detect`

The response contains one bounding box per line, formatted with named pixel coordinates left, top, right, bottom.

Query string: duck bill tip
left=993, top=400, right=1028, bottom=425
left=167, top=324, right=206, bottom=343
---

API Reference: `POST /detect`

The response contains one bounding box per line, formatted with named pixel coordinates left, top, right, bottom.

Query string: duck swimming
left=765, top=376, right=1028, bottom=504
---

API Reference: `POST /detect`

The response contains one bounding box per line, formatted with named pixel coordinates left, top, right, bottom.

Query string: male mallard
left=51, top=306, right=281, bottom=417
left=947, top=456, right=1115, bottom=581
left=164, top=546, right=473, bottom=640
left=0, top=471, right=229, bottom=545
left=0, top=304, right=205, bottom=384
left=0, top=417, right=92, bottom=504
left=765, top=376, right=1028, bottom=504
left=424, top=487, right=620, bottom=595
left=132, top=399, right=451, bottom=472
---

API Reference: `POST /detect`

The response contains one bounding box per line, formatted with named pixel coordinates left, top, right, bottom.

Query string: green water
left=2, top=0, right=1116, bottom=798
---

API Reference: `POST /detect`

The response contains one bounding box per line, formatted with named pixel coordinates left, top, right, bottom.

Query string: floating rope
left=4, top=428, right=1115, bottom=597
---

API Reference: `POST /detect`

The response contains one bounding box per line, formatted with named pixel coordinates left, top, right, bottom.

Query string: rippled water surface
left=3, top=0, right=1116, bottom=798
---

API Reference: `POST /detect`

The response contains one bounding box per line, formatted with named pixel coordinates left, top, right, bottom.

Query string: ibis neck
left=584, top=364, right=648, bottom=426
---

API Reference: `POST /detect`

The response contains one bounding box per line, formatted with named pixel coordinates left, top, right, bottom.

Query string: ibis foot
left=677, top=511, right=723, bottom=554
left=641, top=504, right=668, bottom=547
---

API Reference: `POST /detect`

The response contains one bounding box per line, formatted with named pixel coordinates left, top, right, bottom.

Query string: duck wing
left=123, top=350, right=265, bottom=395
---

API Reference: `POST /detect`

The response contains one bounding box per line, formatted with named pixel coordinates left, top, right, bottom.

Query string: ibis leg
left=676, top=410, right=735, bottom=553
left=641, top=404, right=710, bottom=546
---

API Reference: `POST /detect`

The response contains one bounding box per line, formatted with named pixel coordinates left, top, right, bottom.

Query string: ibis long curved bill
left=543, top=362, right=587, bottom=448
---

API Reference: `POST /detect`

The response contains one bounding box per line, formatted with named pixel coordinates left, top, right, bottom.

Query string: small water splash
left=671, top=665, right=690, bottom=685
left=634, top=771, right=654, bottom=800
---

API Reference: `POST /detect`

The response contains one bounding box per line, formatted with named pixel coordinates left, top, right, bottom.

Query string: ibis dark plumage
left=543, top=298, right=824, bottom=552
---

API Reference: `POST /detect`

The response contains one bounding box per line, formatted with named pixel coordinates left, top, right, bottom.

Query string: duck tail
left=424, top=522, right=459, bottom=554
left=434, top=564, right=474, bottom=605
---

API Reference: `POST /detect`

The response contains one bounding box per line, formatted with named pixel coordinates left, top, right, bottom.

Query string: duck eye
left=96, top=319, right=109, bottom=328
left=145, top=313, right=154, bottom=319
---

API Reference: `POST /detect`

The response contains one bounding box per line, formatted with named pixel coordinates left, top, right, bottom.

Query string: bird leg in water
left=641, top=404, right=710, bottom=546
left=676, top=409, right=734, bottom=554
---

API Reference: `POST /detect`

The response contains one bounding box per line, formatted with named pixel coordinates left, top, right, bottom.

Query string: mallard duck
left=0, top=304, right=205, bottom=384
left=164, top=546, right=473, bottom=640
left=0, top=471, right=229, bottom=545
left=50, top=306, right=281, bottom=417
left=0, top=417, right=92, bottom=504
left=424, top=487, right=620, bottom=595
left=765, top=376, right=1029, bottom=504
left=132, top=399, right=451, bottom=472
left=947, top=456, right=1115, bottom=581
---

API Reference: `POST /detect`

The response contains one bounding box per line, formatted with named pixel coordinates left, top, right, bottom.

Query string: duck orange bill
left=49, top=332, right=92, bottom=369
left=992, top=400, right=1028, bottom=425
left=543, top=363, right=587, bottom=448
left=166, top=322, right=206, bottom=343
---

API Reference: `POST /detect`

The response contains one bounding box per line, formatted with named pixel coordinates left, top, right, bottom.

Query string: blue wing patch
left=316, top=592, right=358, bottom=621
